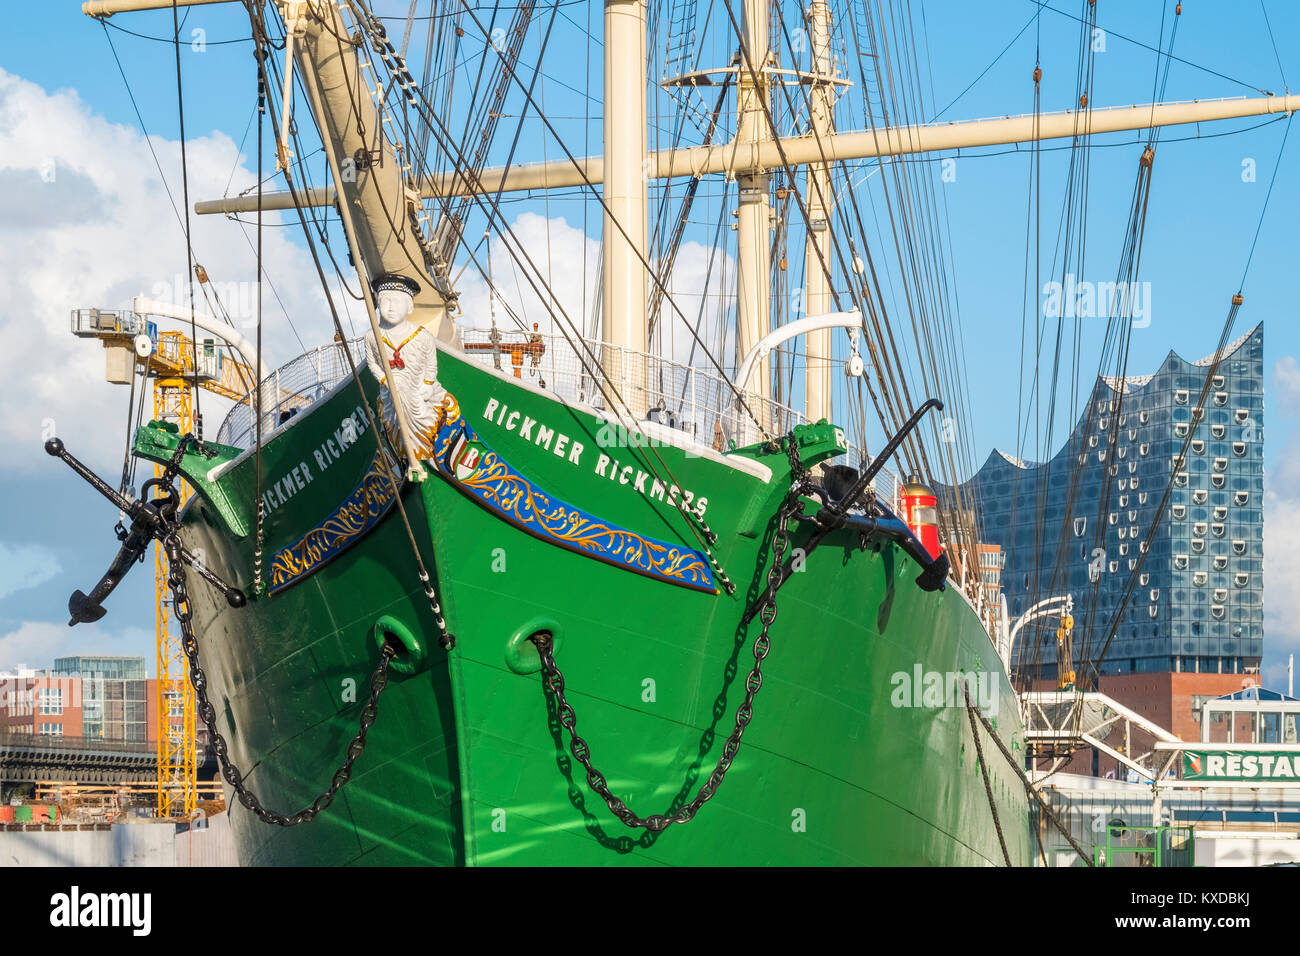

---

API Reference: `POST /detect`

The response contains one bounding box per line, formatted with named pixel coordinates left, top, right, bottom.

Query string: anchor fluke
left=68, top=589, right=108, bottom=626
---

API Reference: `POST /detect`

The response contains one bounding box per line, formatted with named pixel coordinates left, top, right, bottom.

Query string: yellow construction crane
left=72, top=305, right=259, bottom=818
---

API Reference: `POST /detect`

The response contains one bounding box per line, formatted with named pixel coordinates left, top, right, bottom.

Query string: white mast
left=803, top=0, right=836, bottom=425
left=733, top=0, right=773, bottom=411
left=601, top=0, right=650, bottom=415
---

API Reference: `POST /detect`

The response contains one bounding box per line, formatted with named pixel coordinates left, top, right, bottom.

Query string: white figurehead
left=364, top=273, right=448, bottom=460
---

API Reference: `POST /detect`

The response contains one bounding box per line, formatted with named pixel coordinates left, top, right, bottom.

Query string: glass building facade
left=944, top=324, right=1263, bottom=680
left=49, top=655, right=149, bottom=741
left=51, top=656, right=146, bottom=680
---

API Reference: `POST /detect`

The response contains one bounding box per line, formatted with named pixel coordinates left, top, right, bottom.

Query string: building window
left=39, top=688, right=63, bottom=715
left=38, top=722, right=63, bottom=736
left=1191, top=695, right=1215, bottom=725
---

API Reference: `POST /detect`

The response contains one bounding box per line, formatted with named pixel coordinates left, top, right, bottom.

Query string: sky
left=0, top=0, right=1297, bottom=688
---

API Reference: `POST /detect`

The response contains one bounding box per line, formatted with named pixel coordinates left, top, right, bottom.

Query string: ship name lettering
left=261, top=405, right=370, bottom=516
left=486, top=396, right=708, bottom=518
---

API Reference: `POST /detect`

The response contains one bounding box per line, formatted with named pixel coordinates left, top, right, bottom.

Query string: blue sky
left=1, top=0, right=1297, bottom=686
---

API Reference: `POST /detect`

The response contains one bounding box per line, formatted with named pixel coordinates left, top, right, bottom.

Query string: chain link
left=166, top=533, right=396, bottom=826
left=154, top=434, right=397, bottom=827
left=532, top=433, right=810, bottom=831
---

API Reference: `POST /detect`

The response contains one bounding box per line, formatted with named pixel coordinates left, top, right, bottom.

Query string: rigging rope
left=246, top=2, right=455, bottom=647
left=170, top=0, right=204, bottom=441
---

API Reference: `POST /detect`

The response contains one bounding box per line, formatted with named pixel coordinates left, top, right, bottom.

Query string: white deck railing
left=213, top=330, right=903, bottom=511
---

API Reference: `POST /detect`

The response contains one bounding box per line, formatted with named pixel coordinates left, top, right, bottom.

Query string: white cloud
left=454, top=211, right=600, bottom=337
left=0, top=619, right=152, bottom=674
left=0, top=542, right=61, bottom=601
left=452, top=213, right=737, bottom=376
left=660, top=239, right=738, bottom=372
left=1264, top=364, right=1300, bottom=691
left=0, top=66, right=744, bottom=474
left=1272, top=356, right=1300, bottom=410
left=1263, top=491, right=1300, bottom=690
left=0, top=68, right=333, bottom=475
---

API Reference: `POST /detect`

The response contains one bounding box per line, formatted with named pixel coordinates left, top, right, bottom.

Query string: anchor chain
left=51, top=427, right=414, bottom=827
left=166, top=534, right=397, bottom=827
left=531, top=433, right=811, bottom=831
left=149, top=435, right=398, bottom=827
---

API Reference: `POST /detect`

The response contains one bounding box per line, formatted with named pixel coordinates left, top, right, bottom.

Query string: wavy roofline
left=971, top=321, right=1262, bottom=481
left=1101, top=323, right=1261, bottom=393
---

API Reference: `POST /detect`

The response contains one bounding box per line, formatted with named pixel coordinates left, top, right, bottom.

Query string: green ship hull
left=141, top=345, right=1033, bottom=866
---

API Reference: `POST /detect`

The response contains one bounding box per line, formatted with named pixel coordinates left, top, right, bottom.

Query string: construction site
left=0, top=295, right=249, bottom=866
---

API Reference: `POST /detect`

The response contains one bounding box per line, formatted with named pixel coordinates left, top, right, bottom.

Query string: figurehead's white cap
left=372, top=274, right=421, bottom=297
